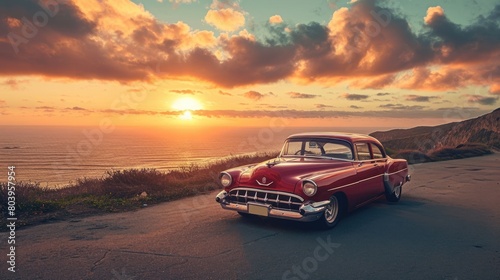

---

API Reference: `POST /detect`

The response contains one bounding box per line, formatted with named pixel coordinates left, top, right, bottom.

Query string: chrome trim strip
left=256, top=180, right=274, bottom=187
left=385, top=168, right=408, bottom=176
left=327, top=174, right=384, bottom=192
left=220, top=202, right=324, bottom=222
left=229, top=187, right=305, bottom=202
left=303, top=179, right=318, bottom=188
left=280, top=155, right=354, bottom=162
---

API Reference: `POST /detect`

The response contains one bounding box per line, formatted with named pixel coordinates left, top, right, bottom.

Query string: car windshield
left=280, top=138, right=354, bottom=160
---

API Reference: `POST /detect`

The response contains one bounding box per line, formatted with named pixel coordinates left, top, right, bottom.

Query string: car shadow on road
left=227, top=196, right=429, bottom=234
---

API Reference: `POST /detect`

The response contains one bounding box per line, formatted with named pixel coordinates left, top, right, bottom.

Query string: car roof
left=286, top=132, right=381, bottom=144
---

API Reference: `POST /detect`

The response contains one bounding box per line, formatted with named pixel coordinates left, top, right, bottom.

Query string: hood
left=237, top=157, right=354, bottom=193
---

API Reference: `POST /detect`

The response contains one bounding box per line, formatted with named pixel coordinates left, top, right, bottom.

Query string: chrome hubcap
left=325, top=197, right=339, bottom=223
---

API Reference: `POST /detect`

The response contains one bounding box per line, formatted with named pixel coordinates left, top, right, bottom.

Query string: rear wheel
left=386, top=183, right=402, bottom=202
left=317, top=195, right=343, bottom=229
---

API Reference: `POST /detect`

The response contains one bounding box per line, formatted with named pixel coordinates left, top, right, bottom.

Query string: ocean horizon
left=0, top=125, right=392, bottom=187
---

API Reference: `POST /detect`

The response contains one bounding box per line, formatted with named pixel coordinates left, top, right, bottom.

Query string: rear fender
left=383, top=158, right=409, bottom=194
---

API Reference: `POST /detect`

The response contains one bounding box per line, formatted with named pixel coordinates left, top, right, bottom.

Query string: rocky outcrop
left=370, top=108, right=500, bottom=152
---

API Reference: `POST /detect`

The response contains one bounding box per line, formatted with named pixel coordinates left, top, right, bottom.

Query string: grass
left=392, top=143, right=493, bottom=164
left=0, top=152, right=277, bottom=229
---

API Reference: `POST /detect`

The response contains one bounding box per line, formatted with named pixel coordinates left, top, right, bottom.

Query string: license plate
left=247, top=203, right=269, bottom=217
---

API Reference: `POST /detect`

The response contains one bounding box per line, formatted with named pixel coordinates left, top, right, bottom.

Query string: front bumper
left=215, top=190, right=330, bottom=222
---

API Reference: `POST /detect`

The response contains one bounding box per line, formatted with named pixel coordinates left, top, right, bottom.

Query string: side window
left=355, top=143, right=371, bottom=160
left=370, top=144, right=385, bottom=159
left=322, top=142, right=353, bottom=160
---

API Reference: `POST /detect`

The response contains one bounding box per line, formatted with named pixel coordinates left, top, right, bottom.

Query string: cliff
left=370, top=108, right=500, bottom=153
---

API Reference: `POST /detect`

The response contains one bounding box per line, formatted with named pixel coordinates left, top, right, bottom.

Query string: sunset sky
left=0, top=0, right=499, bottom=128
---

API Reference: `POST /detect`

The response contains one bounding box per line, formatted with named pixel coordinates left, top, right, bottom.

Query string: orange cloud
left=205, top=8, right=245, bottom=31
left=269, top=15, right=283, bottom=24
left=489, top=84, right=500, bottom=95
left=243, top=91, right=265, bottom=100
left=0, top=0, right=498, bottom=93
left=424, top=6, right=444, bottom=25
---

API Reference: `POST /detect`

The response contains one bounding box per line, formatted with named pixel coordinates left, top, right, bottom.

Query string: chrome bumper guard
left=215, top=190, right=329, bottom=222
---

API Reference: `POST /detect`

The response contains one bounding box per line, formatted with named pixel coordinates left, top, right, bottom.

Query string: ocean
left=0, top=125, right=386, bottom=187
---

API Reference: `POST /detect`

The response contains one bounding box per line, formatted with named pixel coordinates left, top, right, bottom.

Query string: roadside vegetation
left=389, top=143, right=493, bottom=164
left=0, top=152, right=277, bottom=229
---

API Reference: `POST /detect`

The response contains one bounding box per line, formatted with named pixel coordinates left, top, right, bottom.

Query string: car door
left=354, top=142, right=384, bottom=205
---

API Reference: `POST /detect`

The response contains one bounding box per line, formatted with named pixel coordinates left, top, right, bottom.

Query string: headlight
left=302, top=180, right=317, bottom=197
left=220, top=172, right=232, bottom=187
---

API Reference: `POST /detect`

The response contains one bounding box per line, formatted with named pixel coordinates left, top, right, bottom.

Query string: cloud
left=379, top=104, right=425, bottom=110
left=489, top=83, right=500, bottom=95
left=210, top=0, right=240, bottom=10
left=205, top=8, right=245, bottom=32
left=65, top=106, right=90, bottom=111
left=168, top=0, right=197, bottom=4
left=243, top=90, right=265, bottom=100
left=0, top=0, right=498, bottom=93
left=424, top=6, right=445, bottom=25
left=405, top=95, right=439, bottom=102
left=341, top=93, right=369, bottom=100
left=287, top=92, right=318, bottom=99
left=376, top=92, right=391, bottom=96
left=269, top=15, right=283, bottom=24
left=465, top=95, right=498, bottom=105
left=170, top=89, right=198, bottom=94
left=315, top=104, right=333, bottom=109
left=35, top=106, right=55, bottom=112
left=350, top=105, right=362, bottom=109
left=21, top=103, right=493, bottom=120
left=191, top=107, right=489, bottom=119
left=0, top=79, right=27, bottom=90
left=218, top=90, right=232, bottom=96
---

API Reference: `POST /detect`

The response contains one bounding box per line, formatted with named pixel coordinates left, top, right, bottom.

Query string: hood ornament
left=256, top=176, right=274, bottom=187
left=266, top=159, right=280, bottom=168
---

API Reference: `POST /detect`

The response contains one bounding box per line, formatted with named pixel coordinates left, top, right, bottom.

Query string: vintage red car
left=215, top=132, right=411, bottom=228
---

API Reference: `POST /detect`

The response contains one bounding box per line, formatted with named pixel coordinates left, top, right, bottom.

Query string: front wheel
left=317, top=195, right=343, bottom=229
left=386, top=183, right=402, bottom=202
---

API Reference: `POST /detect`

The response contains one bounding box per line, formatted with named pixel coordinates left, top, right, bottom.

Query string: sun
left=180, top=110, right=193, bottom=120
left=171, top=96, right=202, bottom=121
left=172, top=96, right=203, bottom=111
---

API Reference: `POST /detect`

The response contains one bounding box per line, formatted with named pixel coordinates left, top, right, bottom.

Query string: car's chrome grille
left=227, top=188, right=303, bottom=212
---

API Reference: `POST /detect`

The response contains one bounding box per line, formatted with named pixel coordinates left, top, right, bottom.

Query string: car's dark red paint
left=215, top=132, right=410, bottom=228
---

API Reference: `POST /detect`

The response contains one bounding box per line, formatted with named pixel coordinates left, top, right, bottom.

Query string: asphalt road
left=2, top=153, right=500, bottom=279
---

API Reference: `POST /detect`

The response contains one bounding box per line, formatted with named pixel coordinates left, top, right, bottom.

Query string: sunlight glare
left=172, top=96, right=203, bottom=111
left=180, top=110, right=193, bottom=120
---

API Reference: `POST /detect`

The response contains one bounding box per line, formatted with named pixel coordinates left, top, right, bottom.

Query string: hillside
left=370, top=108, right=500, bottom=153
